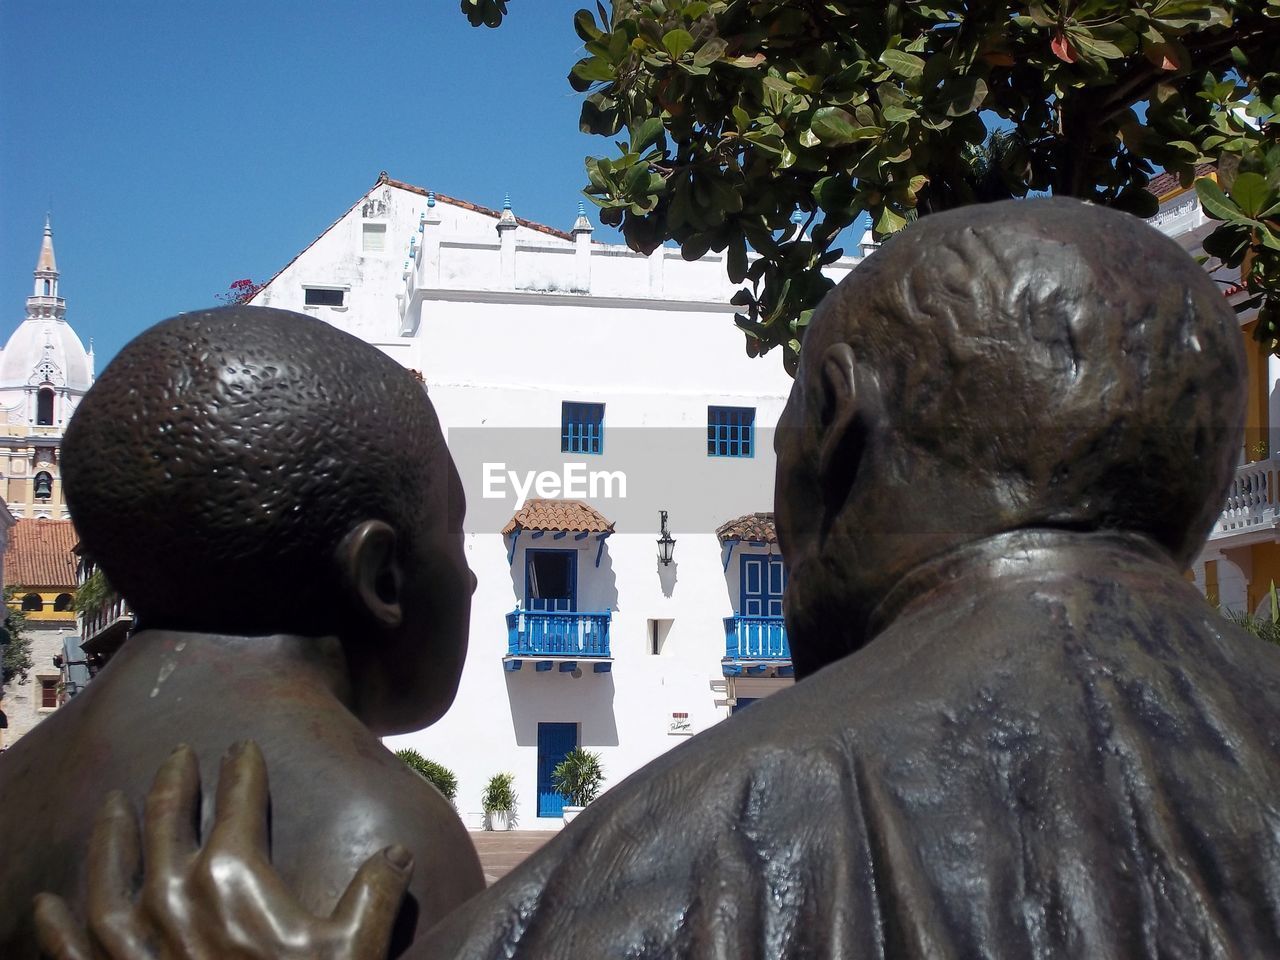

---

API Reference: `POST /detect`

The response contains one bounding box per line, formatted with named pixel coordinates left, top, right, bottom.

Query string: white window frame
left=301, top=284, right=349, bottom=312
left=360, top=220, right=388, bottom=256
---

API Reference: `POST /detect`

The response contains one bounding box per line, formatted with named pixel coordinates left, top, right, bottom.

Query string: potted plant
left=482, top=772, right=517, bottom=831
left=552, top=748, right=606, bottom=824
left=394, top=749, right=458, bottom=806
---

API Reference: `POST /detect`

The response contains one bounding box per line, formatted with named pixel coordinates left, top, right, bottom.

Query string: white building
left=0, top=217, right=95, bottom=520
left=252, top=173, right=865, bottom=827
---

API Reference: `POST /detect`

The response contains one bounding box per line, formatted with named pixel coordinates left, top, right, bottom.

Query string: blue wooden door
left=740, top=554, right=785, bottom=617
left=537, top=722, right=578, bottom=817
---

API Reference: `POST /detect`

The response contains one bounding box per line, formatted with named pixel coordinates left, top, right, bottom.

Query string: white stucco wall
left=252, top=177, right=859, bottom=828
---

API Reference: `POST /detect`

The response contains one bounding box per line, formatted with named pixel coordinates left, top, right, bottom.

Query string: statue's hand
left=34, top=741, right=411, bottom=960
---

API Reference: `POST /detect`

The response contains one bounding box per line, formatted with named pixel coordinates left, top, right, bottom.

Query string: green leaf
left=694, top=38, right=728, bottom=67
left=929, top=77, right=987, bottom=117
left=880, top=49, right=925, bottom=79
left=1258, top=226, right=1280, bottom=254
left=631, top=117, right=665, bottom=154
left=727, top=234, right=748, bottom=283
left=663, top=29, right=695, bottom=60
left=681, top=232, right=713, bottom=261
left=1202, top=223, right=1250, bottom=261
left=571, top=57, right=615, bottom=87
left=875, top=206, right=908, bottom=233
left=1068, top=30, right=1127, bottom=61
left=811, top=106, right=883, bottom=145
left=1196, top=177, right=1245, bottom=222
left=1231, top=173, right=1273, bottom=219
left=573, top=8, right=603, bottom=42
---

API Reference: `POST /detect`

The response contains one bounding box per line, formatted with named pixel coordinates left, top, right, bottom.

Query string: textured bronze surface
left=36, top=742, right=412, bottom=960
left=36, top=200, right=1280, bottom=957
left=2, top=308, right=483, bottom=959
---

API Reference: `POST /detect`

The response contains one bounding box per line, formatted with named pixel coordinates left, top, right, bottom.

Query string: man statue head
left=63, top=306, right=472, bottom=733
left=777, top=198, right=1246, bottom=677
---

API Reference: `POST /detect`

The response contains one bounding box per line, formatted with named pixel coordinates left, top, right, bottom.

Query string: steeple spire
left=36, top=215, right=57, bottom=276
left=29, top=216, right=65, bottom=319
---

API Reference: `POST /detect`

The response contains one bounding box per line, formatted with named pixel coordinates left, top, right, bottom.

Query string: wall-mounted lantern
left=657, top=510, right=676, bottom=566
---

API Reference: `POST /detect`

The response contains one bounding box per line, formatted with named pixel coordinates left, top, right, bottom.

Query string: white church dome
left=0, top=317, right=93, bottom=392
left=0, top=218, right=94, bottom=393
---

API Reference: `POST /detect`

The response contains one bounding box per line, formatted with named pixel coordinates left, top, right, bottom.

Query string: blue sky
left=1, top=1, right=614, bottom=365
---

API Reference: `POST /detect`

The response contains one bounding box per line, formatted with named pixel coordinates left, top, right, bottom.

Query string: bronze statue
left=35, top=200, right=1280, bottom=957
left=36, top=742, right=413, bottom=960
left=0, top=308, right=484, bottom=959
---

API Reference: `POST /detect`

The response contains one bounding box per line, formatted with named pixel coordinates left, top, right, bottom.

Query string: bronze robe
left=425, top=531, right=1280, bottom=959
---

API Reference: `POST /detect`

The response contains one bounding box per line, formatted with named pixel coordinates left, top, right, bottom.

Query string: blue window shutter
left=561, top=402, right=605, bottom=454
left=708, top=406, right=756, bottom=458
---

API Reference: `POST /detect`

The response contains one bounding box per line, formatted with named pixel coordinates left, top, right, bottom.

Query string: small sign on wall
left=668, top=711, right=693, bottom=735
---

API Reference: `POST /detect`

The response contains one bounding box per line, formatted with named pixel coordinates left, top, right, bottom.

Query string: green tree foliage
left=394, top=748, right=459, bottom=802
left=551, top=747, right=606, bottom=806
left=2, top=586, right=33, bottom=686
left=73, top=568, right=111, bottom=617
left=466, top=1, right=1280, bottom=372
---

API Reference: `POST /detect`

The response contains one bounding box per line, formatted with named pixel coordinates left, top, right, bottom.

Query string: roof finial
left=790, top=208, right=806, bottom=225
left=497, top=192, right=518, bottom=232
left=35, top=214, right=58, bottom=276
left=573, top=200, right=594, bottom=235
left=427, top=191, right=436, bottom=208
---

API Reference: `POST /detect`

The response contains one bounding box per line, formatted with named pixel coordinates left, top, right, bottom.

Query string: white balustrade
left=1215, top=458, right=1276, bottom=536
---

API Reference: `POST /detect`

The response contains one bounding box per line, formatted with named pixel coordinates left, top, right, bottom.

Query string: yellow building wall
left=6, top=587, right=77, bottom=623
left=1242, top=319, right=1269, bottom=461
left=1246, top=541, right=1280, bottom=613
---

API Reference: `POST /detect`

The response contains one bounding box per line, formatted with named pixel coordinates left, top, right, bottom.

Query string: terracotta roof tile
left=716, top=512, right=776, bottom=544
left=502, top=499, right=615, bottom=536
left=1147, top=163, right=1216, bottom=201
left=5, top=518, right=78, bottom=589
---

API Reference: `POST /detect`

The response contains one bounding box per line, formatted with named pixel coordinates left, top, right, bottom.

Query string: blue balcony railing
left=507, top=610, right=612, bottom=658
left=723, top=615, right=790, bottom=660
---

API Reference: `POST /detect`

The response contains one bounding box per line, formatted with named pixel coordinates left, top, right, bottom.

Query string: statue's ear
left=816, top=342, right=871, bottom=515
left=335, top=520, right=404, bottom=630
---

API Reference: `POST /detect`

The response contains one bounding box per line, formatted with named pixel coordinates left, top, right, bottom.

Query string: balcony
left=80, top=595, right=135, bottom=662
left=1211, top=458, right=1280, bottom=542
left=504, top=609, right=612, bottom=673
left=722, top=615, right=793, bottom=677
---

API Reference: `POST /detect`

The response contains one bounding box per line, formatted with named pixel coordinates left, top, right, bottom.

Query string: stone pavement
left=470, top=830, right=558, bottom=885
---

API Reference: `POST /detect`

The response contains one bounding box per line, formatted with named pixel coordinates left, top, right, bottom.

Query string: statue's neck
left=868, top=527, right=1176, bottom=639
left=105, top=628, right=353, bottom=709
